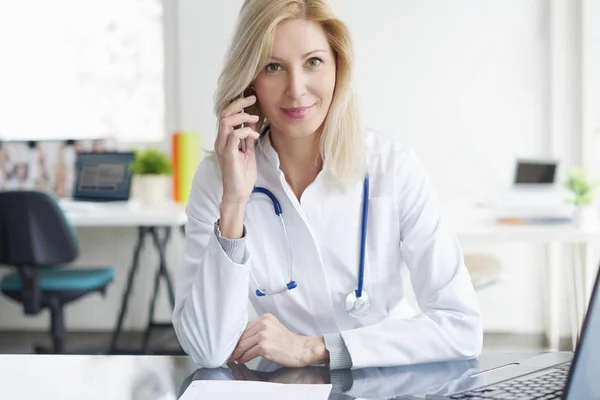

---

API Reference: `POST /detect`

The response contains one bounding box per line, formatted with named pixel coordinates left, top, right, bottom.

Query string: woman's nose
left=285, top=70, right=307, bottom=99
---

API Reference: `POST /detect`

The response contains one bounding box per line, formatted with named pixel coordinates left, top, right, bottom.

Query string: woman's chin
left=272, top=119, right=324, bottom=139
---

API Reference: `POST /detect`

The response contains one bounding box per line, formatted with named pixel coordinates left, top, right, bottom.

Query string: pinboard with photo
left=0, top=138, right=116, bottom=198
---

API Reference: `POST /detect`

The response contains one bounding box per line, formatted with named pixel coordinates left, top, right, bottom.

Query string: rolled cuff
left=214, top=220, right=249, bottom=265
left=324, top=333, right=353, bottom=370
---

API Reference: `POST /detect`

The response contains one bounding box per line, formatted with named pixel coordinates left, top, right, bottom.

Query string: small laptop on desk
left=513, top=159, right=558, bottom=188
left=491, top=159, right=572, bottom=222
left=71, top=151, right=134, bottom=203
left=429, top=260, right=600, bottom=399
left=60, top=152, right=135, bottom=212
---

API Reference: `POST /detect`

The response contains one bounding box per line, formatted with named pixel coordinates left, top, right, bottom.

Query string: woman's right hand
left=214, top=95, right=260, bottom=238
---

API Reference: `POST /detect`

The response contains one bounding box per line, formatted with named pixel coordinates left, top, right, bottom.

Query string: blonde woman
left=173, top=0, right=482, bottom=370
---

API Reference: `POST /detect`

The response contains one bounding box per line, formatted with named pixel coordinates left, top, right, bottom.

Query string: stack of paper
left=179, top=380, right=332, bottom=400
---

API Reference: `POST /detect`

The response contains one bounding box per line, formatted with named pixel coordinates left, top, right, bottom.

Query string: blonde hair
left=214, top=0, right=366, bottom=188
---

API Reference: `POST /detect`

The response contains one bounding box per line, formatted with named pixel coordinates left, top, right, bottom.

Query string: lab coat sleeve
left=340, top=148, right=483, bottom=369
left=172, top=157, right=251, bottom=368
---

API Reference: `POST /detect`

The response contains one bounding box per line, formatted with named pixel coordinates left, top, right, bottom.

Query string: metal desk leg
left=567, top=243, right=584, bottom=350
left=152, top=227, right=176, bottom=308
left=544, top=242, right=560, bottom=351
left=108, top=227, right=147, bottom=354
left=571, top=242, right=595, bottom=345
left=142, top=227, right=177, bottom=352
left=576, top=245, right=586, bottom=336
left=588, top=244, right=598, bottom=300
left=581, top=243, right=597, bottom=317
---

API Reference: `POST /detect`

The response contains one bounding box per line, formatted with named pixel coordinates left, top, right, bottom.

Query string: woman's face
left=253, top=19, right=337, bottom=139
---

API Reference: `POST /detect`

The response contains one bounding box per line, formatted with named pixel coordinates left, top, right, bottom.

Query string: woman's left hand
left=228, top=314, right=329, bottom=368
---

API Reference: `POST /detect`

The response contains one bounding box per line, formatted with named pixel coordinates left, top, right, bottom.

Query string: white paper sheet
left=179, top=380, right=333, bottom=400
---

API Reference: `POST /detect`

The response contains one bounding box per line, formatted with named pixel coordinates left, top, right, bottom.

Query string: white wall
left=346, top=1, right=551, bottom=201
left=0, top=0, right=586, bottom=338
left=583, top=0, right=600, bottom=175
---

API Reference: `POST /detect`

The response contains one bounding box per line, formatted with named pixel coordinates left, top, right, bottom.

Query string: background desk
left=61, top=200, right=188, bottom=354
left=0, top=352, right=550, bottom=400
left=449, top=206, right=600, bottom=351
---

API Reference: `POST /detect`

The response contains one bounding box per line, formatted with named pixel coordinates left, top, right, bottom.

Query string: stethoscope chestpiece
left=345, top=290, right=371, bottom=318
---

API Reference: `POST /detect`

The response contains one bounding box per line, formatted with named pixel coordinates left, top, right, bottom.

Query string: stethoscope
left=249, top=141, right=371, bottom=318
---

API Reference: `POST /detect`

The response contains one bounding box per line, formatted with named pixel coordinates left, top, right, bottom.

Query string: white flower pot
left=573, top=205, right=598, bottom=230
left=135, top=175, right=172, bottom=208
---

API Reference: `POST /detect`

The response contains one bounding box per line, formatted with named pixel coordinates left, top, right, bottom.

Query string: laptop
left=513, top=159, right=558, bottom=188
left=59, top=151, right=135, bottom=213
left=489, top=159, right=573, bottom=221
left=429, top=262, right=600, bottom=399
left=71, top=151, right=135, bottom=202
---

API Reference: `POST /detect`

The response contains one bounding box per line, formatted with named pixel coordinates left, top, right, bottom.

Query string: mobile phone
left=239, top=90, right=247, bottom=153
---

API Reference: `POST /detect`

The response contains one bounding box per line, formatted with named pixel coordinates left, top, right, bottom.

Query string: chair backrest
left=0, top=190, right=78, bottom=267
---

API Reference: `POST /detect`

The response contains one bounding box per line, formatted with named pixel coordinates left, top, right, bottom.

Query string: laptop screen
left=72, top=152, right=134, bottom=201
left=514, top=161, right=556, bottom=185
left=565, top=268, right=600, bottom=399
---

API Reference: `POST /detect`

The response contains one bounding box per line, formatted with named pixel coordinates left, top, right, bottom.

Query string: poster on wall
left=0, top=139, right=115, bottom=198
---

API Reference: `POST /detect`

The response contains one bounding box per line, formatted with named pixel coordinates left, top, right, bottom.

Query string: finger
left=238, top=320, right=264, bottom=343
left=236, top=342, right=263, bottom=364
left=244, top=133, right=257, bottom=153
left=229, top=332, right=261, bottom=362
left=244, top=103, right=262, bottom=132
left=215, top=113, right=259, bottom=153
left=221, top=95, right=257, bottom=118
left=219, top=113, right=259, bottom=134
left=226, top=127, right=260, bottom=153
left=236, top=314, right=278, bottom=345
left=215, top=122, right=230, bottom=153
left=227, top=326, right=254, bottom=363
left=215, top=103, right=257, bottom=152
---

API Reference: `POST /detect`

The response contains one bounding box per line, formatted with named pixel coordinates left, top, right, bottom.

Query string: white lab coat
left=172, top=129, right=482, bottom=369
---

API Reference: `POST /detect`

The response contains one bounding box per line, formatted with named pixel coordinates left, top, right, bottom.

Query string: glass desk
left=0, top=352, right=547, bottom=399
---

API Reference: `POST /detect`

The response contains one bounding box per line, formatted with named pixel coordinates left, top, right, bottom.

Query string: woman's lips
left=281, top=104, right=314, bottom=119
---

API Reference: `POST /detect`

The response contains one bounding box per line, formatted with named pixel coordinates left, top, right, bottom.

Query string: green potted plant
left=130, top=148, right=173, bottom=207
left=564, top=167, right=600, bottom=229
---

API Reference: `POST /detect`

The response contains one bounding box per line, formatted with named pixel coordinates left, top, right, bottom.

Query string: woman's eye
left=265, top=63, right=281, bottom=73
left=307, top=57, right=323, bottom=67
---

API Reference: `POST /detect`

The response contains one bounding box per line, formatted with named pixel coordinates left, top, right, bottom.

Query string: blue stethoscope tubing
left=356, top=172, right=369, bottom=298
left=250, top=186, right=296, bottom=297
left=250, top=173, right=371, bottom=318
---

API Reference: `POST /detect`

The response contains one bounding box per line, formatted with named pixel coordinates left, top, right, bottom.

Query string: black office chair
left=0, top=190, right=115, bottom=353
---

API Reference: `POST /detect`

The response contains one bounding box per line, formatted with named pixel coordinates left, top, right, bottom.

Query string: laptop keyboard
left=449, top=362, right=570, bottom=399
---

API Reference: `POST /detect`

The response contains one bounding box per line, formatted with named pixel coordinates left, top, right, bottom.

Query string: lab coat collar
left=256, top=130, right=331, bottom=195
